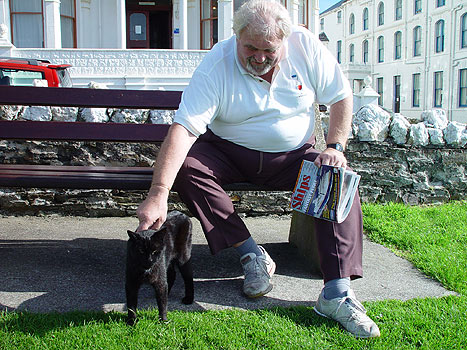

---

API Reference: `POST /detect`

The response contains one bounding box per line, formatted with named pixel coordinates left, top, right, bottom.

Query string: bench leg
left=288, top=211, right=322, bottom=275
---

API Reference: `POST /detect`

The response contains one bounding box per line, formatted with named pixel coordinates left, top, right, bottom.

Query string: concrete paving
left=0, top=215, right=455, bottom=314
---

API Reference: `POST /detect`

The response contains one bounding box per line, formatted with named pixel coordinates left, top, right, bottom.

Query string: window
left=363, top=8, right=369, bottom=30
left=10, top=0, right=44, bottom=48
left=460, top=69, right=467, bottom=107
left=201, top=0, right=218, bottom=49
left=298, top=0, right=308, bottom=27
left=435, top=20, right=445, bottom=53
left=412, top=73, right=420, bottom=107
left=414, top=0, right=422, bottom=14
left=377, top=77, right=384, bottom=106
left=434, top=71, right=443, bottom=107
left=320, top=18, right=324, bottom=31
left=349, top=13, right=355, bottom=34
left=461, top=13, right=467, bottom=49
left=436, top=0, right=445, bottom=7
left=349, top=44, right=354, bottom=62
left=394, top=31, right=402, bottom=60
left=395, top=0, right=402, bottom=20
left=378, top=36, right=384, bottom=62
left=413, top=26, right=422, bottom=56
left=337, top=11, right=342, bottom=24
left=60, top=0, right=76, bottom=48
left=363, top=40, right=369, bottom=63
left=337, top=40, right=342, bottom=63
left=378, top=2, right=385, bottom=26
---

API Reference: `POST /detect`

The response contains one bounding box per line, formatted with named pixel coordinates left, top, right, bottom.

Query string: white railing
left=12, top=48, right=208, bottom=90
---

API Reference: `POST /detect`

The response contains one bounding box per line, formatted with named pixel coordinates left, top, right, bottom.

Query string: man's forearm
left=326, top=96, right=353, bottom=149
left=150, top=122, right=197, bottom=191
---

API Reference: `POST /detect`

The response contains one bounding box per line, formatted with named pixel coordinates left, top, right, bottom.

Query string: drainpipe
left=448, top=4, right=464, bottom=121
left=423, top=14, right=432, bottom=112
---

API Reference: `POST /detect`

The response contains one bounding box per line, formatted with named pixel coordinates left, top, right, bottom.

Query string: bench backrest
left=0, top=86, right=182, bottom=142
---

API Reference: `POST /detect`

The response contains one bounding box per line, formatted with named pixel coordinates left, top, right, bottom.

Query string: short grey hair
left=232, top=0, right=292, bottom=40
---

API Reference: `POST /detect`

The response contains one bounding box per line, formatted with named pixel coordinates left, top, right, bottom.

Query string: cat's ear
left=127, top=230, right=138, bottom=240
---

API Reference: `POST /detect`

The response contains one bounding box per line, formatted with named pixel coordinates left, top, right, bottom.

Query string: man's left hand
left=314, top=148, right=347, bottom=168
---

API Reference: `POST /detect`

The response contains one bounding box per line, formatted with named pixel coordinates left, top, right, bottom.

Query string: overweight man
left=136, top=0, right=380, bottom=338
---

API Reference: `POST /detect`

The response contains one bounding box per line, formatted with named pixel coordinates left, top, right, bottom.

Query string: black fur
left=125, top=210, right=194, bottom=325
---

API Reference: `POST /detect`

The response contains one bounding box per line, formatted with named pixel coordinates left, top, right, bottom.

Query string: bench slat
left=0, top=169, right=152, bottom=190
left=0, top=165, right=274, bottom=191
left=0, top=164, right=153, bottom=174
left=0, top=120, right=170, bottom=142
left=0, top=86, right=182, bottom=109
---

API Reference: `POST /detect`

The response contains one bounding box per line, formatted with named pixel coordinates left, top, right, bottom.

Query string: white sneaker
left=314, top=289, right=381, bottom=338
left=240, top=246, right=276, bottom=298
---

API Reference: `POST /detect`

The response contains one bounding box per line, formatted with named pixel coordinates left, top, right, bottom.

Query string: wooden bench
left=0, top=85, right=320, bottom=273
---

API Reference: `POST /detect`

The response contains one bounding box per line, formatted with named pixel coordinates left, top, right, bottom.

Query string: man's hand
left=314, top=147, right=347, bottom=169
left=135, top=186, right=169, bottom=231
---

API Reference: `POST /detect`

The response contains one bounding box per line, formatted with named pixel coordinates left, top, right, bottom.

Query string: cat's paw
left=158, top=316, right=170, bottom=324
left=182, top=295, right=194, bottom=304
left=126, top=316, right=138, bottom=326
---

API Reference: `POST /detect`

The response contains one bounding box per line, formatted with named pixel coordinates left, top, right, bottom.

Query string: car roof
left=0, top=57, right=71, bottom=69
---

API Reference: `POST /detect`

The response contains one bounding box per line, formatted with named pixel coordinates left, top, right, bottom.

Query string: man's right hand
left=135, top=186, right=170, bottom=231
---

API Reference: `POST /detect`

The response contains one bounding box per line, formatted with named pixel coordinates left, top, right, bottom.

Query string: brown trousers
left=174, top=129, right=363, bottom=282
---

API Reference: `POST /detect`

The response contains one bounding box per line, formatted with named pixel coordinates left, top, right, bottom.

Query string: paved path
left=0, top=215, right=455, bottom=314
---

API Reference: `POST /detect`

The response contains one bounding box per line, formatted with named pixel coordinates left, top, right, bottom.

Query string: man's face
left=236, top=31, right=284, bottom=77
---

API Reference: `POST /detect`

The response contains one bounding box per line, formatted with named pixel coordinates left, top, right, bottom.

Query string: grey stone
left=390, top=114, right=410, bottom=144
left=408, top=122, right=429, bottom=146
left=21, top=106, right=52, bottom=121
left=148, top=109, right=175, bottom=124
left=422, top=109, right=448, bottom=129
left=51, top=107, right=79, bottom=122
left=354, top=104, right=391, bottom=141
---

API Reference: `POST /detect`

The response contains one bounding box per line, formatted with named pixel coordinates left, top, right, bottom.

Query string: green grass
left=362, top=200, right=467, bottom=296
left=1, top=201, right=466, bottom=349
left=2, top=296, right=466, bottom=349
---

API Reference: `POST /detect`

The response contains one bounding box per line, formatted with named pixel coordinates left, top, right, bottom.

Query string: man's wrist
left=326, top=142, right=345, bottom=152
left=149, top=183, right=171, bottom=195
left=151, top=182, right=171, bottom=191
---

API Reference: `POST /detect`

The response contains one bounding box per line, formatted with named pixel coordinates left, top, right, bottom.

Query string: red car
left=0, top=57, right=72, bottom=87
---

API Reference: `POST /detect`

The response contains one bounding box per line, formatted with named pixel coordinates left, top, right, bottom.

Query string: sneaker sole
left=313, top=306, right=379, bottom=339
left=268, top=261, right=276, bottom=277
left=313, top=306, right=329, bottom=318
left=244, top=283, right=273, bottom=298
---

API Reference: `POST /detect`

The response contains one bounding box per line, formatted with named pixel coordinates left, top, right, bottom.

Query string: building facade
left=320, top=0, right=467, bottom=122
left=0, top=0, right=319, bottom=89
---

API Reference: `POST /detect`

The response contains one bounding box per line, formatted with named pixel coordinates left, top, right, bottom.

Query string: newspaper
left=290, top=160, right=361, bottom=223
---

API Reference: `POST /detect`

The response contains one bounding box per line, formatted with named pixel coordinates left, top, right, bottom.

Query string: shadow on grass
left=0, top=309, right=126, bottom=337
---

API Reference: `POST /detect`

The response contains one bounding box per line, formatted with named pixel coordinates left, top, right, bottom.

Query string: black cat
left=125, top=210, right=194, bottom=325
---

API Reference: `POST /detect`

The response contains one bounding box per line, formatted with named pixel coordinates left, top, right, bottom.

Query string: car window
left=0, top=68, right=45, bottom=86
left=57, top=68, right=72, bottom=87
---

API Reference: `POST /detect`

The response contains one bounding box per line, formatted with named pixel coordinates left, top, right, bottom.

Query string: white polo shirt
left=174, top=25, right=351, bottom=152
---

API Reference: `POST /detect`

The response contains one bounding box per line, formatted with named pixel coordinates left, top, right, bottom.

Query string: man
left=137, top=0, right=380, bottom=338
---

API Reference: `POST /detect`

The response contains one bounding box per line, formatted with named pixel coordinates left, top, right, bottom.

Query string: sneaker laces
left=242, top=255, right=267, bottom=280
left=339, top=296, right=368, bottom=322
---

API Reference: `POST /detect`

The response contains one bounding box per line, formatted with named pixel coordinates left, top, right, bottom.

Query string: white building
left=0, top=0, right=319, bottom=90
left=320, top=0, right=467, bottom=123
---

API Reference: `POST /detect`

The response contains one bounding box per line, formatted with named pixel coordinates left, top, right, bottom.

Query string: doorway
left=126, top=1, right=172, bottom=49
left=393, top=75, right=401, bottom=113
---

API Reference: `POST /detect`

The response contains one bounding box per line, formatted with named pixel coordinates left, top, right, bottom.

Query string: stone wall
left=0, top=104, right=465, bottom=217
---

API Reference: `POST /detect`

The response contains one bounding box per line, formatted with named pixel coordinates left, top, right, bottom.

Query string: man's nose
left=253, top=51, right=267, bottom=63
